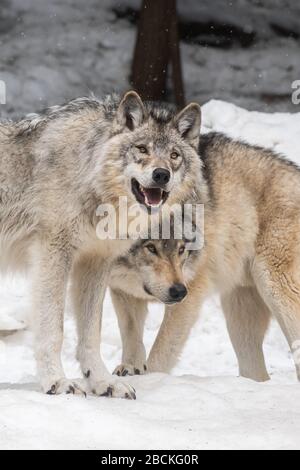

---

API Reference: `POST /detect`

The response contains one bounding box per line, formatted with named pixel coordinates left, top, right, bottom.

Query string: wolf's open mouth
left=131, top=179, right=169, bottom=208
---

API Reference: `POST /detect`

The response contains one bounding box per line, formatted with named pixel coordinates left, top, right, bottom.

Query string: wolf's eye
left=137, top=145, right=148, bottom=154
left=179, top=246, right=185, bottom=255
left=171, top=151, right=180, bottom=160
left=146, top=244, right=158, bottom=255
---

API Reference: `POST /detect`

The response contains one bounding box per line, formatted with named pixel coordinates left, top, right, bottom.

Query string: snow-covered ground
left=1, top=100, right=300, bottom=450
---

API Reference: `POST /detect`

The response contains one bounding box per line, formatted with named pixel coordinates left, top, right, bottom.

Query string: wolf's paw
left=89, top=379, right=136, bottom=400
left=45, top=379, right=87, bottom=396
left=113, top=362, right=147, bottom=377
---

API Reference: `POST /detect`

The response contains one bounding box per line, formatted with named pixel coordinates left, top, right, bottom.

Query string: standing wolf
left=110, top=133, right=300, bottom=383
left=0, top=91, right=203, bottom=397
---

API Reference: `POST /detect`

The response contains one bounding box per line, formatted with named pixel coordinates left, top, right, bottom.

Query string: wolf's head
left=106, top=91, right=203, bottom=210
left=116, top=236, right=200, bottom=304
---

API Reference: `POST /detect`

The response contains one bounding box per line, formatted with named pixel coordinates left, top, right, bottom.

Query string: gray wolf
left=0, top=91, right=203, bottom=397
left=111, top=132, right=300, bottom=382
left=110, top=235, right=199, bottom=376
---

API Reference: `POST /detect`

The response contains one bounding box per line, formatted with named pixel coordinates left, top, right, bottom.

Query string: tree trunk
left=131, top=0, right=185, bottom=107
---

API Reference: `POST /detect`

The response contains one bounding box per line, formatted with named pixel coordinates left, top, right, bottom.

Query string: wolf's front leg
left=71, top=255, right=136, bottom=399
left=34, top=239, right=86, bottom=395
left=111, top=288, right=148, bottom=376
left=147, top=283, right=205, bottom=373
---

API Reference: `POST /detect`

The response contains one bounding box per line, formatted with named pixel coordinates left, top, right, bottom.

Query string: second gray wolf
left=110, top=132, right=300, bottom=382
left=0, top=91, right=203, bottom=397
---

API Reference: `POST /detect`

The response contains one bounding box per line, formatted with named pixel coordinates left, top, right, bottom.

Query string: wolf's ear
left=174, top=103, right=201, bottom=146
left=117, top=91, right=145, bottom=131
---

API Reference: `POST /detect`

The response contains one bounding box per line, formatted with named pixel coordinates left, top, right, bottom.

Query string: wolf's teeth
left=144, top=196, right=163, bottom=208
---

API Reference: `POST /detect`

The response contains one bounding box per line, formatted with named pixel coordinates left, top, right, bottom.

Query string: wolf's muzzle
left=152, top=168, right=171, bottom=186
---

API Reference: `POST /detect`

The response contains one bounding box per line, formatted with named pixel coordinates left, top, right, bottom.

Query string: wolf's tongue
left=143, top=187, right=162, bottom=206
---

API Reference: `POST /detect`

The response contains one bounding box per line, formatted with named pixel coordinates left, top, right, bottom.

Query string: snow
left=202, top=99, right=300, bottom=161
left=0, top=0, right=299, bottom=118
left=111, top=0, right=300, bottom=112
left=1, top=100, right=300, bottom=450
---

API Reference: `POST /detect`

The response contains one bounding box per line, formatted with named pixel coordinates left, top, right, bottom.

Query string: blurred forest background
left=0, top=0, right=299, bottom=118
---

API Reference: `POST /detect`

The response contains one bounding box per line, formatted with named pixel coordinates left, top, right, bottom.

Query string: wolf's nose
left=152, top=168, right=171, bottom=185
left=169, top=283, right=187, bottom=302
